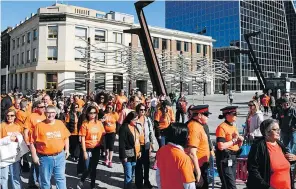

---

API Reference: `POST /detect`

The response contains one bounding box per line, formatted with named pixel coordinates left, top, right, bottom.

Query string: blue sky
left=1, top=1, right=165, bottom=30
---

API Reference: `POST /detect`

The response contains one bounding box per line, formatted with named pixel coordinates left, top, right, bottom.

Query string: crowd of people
left=0, top=88, right=296, bottom=189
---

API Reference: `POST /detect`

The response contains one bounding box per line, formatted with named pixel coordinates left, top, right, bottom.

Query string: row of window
left=75, top=72, right=105, bottom=91
left=12, top=49, right=37, bottom=66
left=12, top=29, right=37, bottom=49
left=10, top=72, right=34, bottom=91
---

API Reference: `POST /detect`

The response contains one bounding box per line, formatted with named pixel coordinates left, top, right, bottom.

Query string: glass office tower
left=166, top=1, right=294, bottom=91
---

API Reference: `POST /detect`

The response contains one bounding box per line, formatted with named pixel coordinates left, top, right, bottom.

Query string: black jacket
left=278, top=107, right=296, bottom=132
left=247, top=138, right=292, bottom=189
left=1, top=96, right=12, bottom=120
left=118, top=123, right=140, bottom=162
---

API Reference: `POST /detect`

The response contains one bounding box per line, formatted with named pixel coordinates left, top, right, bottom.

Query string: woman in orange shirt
left=247, top=119, right=294, bottom=189
left=103, top=102, right=119, bottom=168
left=77, top=105, right=105, bottom=189
left=0, top=109, right=23, bottom=189
left=65, top=103, right=81, bottom=161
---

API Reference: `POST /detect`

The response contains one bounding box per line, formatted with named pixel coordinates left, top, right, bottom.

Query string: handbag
left=125, top=149, right=135, bottom=158
left=0, top=142, right=18, bottom=161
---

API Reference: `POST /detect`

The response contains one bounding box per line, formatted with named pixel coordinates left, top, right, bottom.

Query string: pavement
left=21, top=92, right=259, bottom=189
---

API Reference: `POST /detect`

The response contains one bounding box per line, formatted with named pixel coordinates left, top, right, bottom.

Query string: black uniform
left=215, top=106, right=241, bottom=189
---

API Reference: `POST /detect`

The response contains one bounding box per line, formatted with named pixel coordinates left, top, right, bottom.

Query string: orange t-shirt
left=65, top=114, right=79, bottom=135
left=216, top=122, right=240, bottom=151
left=187, top=120, right=210, bottom=166
left=262, top=96, right=270, bottom=107
left=128, top=125, right=142, bottom=157
left=79, top=120, right=105, bottom=149
left=24, top=113, right=46, bottom=131
left=115, top=95, right=128, bottom=112
left=76, top=99, right=85, bottom=112
left=29, top=120, right=71, bottom=155
left=154, top=109, right=175, bottom=130
left=15, top=110, right=29, bottom=128
left=267, top=142, right=291, bottom=189
left=0, top=122, right=23, bottom=138
left=156, top=144, right=195, bottom=189
left=104, top=112, right=119, bottom=133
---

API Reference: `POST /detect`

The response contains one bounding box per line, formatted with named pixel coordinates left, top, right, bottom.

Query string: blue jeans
left=38, top=151, right=66, bottom=189
left=0, top=161, right=22, bottom=189
left=157, top=135, right=166, bottom=148
left=123, top=161, right=136, bottom=189
left=289, top=131, right=296, bottom=155
left=281, top=131, right=291, bottom=149
left=80, top=146, right=100, bottom=187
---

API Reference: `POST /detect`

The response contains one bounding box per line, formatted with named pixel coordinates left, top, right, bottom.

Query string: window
left=47, top=47, right=58, bottom=60
left=203, top=45, right=208, bottom=56
left=94, top=52, right=105, bottom=63
left=21, top=52, right=24, bottom=64
left=33, top=48, right=37, bottom=62
left=17, top=54, right=19, bottom=64
left=48, top=26, right=58, bottom=38
left=96, top=13, right=104, bottom=18
left=95, top=73, right=105, bottom=90
left=12, top=55, right=15, bottom=66
left=31, top=72, right=34, bottom=89
left=22, top=35, right=25, bottom=45
left=33, top=29, right=37, bottom=40
left=113, top=32, right=122, bottom=44
left=75, top=27, right=87, bottom=40
left=196, top=44, right=201, bottom=53
left=177, top=41, right=181, bottom=51
left=17, top=38, right=20, bottom=47
left=13, top=40, right=15, bottom=49
left=46, top=73, right=57, bottom=90
left=162, top=39, right=167, bottom=50
left=24, top=73, right=28, bottom=89
left=95, top=30, right=105, bottom=41
left=75, top=47, right=86, bottom=60
left=184, top=42, right=189, bottom=52
left=75, top=72, right=86, bottom=90
left=27, top=50, right=30, bottom=63
left=27, top=32, right=31, bottom=43
left=153, top=37, right=159, bottom=49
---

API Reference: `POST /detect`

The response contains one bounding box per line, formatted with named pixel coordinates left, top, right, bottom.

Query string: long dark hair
left=136, top=103, right=146, bottom=114
left=123, top=111, right=138, bottom=125
left=85, top=105, right=98, bottom=122
left=70, top=103, right=78, bottom=113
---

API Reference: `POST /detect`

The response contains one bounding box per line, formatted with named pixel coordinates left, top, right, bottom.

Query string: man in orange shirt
left=30, top=105, right=70, bottom=189
left=42, top=95, right=52, bottom=107
left=187, top=105, right=211, bottom=189
left=75, top=95, right=85, bottom=112
left=24, top=100, right=46, bottom=188
left=16, top=99, right=29, bottom=128
left=114, top=90, right=128, bottom=113
left=156, top=123, right=195, bottom=189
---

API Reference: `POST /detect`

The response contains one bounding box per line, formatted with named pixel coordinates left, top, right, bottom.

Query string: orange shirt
left=262, top=96, right=270, bottom=107
left=79, top=120, right=105, bottom=149
left=16, top=110, right=29, bottom=128
left=115, top=95, right=128, bottom=112
left=154, top=109, right=175, bottom=130
left=104, top=112, right=119, bottom=133
left=128, top=125, right=142, bottom=157
left=187, top=120, right=210, bottom=166
left=267, top=142, right=291, bottom=189
left=156, top=144, right=195, bottom=189
left=216, top=122, right=240, bottom=151
left=137, top=116, right=145, bottom=145
left=65, top=114, right=79, bottom=135
left=76, top=99, right=85, bottom=112
left=29, top=120, right=71, bottom=155
left=24, top=113, right=46, bottom=131
left=0, top=122, right=23, bottom=138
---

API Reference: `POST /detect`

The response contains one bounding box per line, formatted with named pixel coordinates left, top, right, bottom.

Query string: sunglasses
left=229, top=112, right=237, bottom=116
left=38, top=106, right=45, bottom=108
left=88, top=112, right=97, bottom=115
left=140, top=109, right=146, bottom=112
left=6, top=114, right=15, bottom=117
left=75, top=106, right=79, bottom=108
left=248, top=104, right=254, bottom=107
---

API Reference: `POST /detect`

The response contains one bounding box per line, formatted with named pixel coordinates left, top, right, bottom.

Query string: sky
left=1, top=1, right=165, bottom=31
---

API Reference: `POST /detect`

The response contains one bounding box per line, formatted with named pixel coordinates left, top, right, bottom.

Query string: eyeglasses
left=46, top=112, right=56, bottom=114
left=6, top=114, right=15, bottom=117
left=38, top=106, right=45, bottom=109
left=271, top=128, right=281, bottom=132
left=88, top=112, right=97, bottom=115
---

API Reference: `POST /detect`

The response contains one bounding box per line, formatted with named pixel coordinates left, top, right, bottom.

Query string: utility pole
left=180, top=51, right=183, bottom=93
left=86, top=37, right=91, bottom=96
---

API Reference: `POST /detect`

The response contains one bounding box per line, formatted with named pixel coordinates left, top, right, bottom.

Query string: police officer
left=216, top=106, right=244, bottom=189
left=187, top=105, right=211, bottom=189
